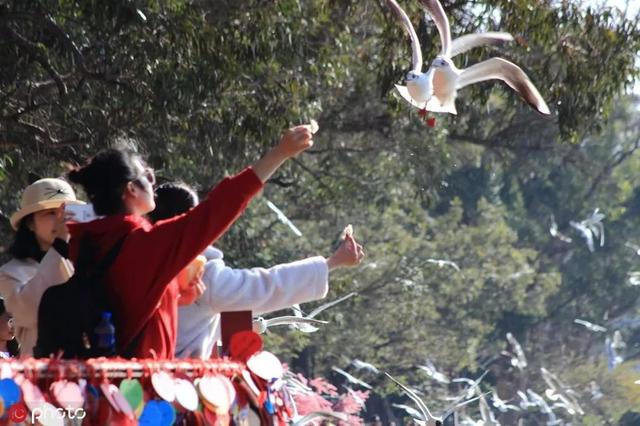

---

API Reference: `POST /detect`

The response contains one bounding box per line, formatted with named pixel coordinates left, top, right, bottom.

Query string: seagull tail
left=426, top=96, right=457, bottom=114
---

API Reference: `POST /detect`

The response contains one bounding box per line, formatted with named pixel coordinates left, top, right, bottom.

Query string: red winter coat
left=68, top=168, right=262, bottom=358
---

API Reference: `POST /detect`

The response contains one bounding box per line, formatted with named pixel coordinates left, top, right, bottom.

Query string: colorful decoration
left=0, top=352, right=294, bottom=425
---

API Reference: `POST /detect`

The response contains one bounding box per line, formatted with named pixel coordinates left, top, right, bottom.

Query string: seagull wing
left=386, top=0, right=423, bottom=72
left=395, top=84, right=425, bottom=108
left=332, top=367, right=372, bottom=389
left=444, top=392, right=490, bottom=420
left=265, top=316, right=328, bottom=328
left=266, top=199, right=303, bottom=237
left=418, top=0, right=452, bottom=57
left=444, top=371, right=488, bottom=414
left=457, top=57, right=550, bottom=115
left=450, top=32, right=514, bottom=57
left=385, top=372, right=437, bottom=421
left=308, top=292, right=358, bottom=318
left=292, top=411, right=349, bottom=426
left=392, top=403, right=426, bottom=421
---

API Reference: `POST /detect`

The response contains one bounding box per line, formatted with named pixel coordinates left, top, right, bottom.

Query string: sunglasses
left=134, top=167, right=156, bottom=187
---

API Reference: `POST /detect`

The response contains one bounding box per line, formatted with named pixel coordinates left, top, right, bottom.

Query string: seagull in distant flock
left=351, top=359, right=380, bottom=374
left=525, top=389, right=562, bottom=425
left=386, top=373, right=486, bottom=426
left=331, top=367, right=373, bottom=390
left=540, top=367, right=584, bottom=416
left=478, top=393, right=501, bottom=425
left=417, top=359, right=450, bottom=384
left=549, top=214, right=572, bottom=243
left=625, top=241, right=640, bottom=255
left=503, top=332, right=528, bottom=370
left=386, top=0, right=549, bottom=115
left=574, top=319, right=607, bottom=333
left=611, top=330, right=626, bottom=350
left=393, top=403, right=426, bottom=421
left=425, top=258, right=460, bottom=272
left=627, top=271, right=640, bottom=286
left=265, top=199, right=303, bottom=237
left=605, top=336, right=624, bottom=370
left=291, top=292, right=358, bottom=333
left=291, top=411, right=348, bottom=426
left=451, top=371, right=488, bottom=399
left=253, top=316, right=328, bottom=334
left=491, top=391, right=520, bottom=413
left=569, top=209, right=605, bottom=252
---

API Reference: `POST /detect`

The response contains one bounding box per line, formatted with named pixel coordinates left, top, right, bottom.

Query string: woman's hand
left=275, top=125, right=314, bottom=159
left=327, top=231, right=365, bottom=271
left=251, top=123, right=315, bottom=183
left=178, top=276, right=206, bottom=306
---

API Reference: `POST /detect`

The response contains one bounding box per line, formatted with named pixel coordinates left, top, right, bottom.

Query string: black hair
left=148, top=182, right=199, bottom=224
left=8, top=214, right=45, bottom=262
left=67, top=148, right=145, bottom=216
left=0, top=299, right=20, bottom=357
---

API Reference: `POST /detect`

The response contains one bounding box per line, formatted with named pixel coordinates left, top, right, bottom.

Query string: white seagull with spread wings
left=291, top=292, right=357, bottom=333
left=386, top=372, right=486, bottom=426
left=387, top=0, right=549, bottom=116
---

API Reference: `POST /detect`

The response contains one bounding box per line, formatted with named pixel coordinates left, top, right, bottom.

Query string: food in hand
left=176, top=255, right=207, bottom=290
left=309, top=119, right=319, bottom=134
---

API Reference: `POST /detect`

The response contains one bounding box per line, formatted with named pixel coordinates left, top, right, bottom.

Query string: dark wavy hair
left=67, top=148, right=145, bottom=216
left=0, top=299, right=20, bottom=357
left=148, top=182, right=199, bottom=224
left=8, top=214, right=45, bottom=262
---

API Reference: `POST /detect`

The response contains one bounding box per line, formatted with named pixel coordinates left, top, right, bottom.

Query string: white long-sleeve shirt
left=176, top=247, right=329, bottom=359
left=0, top=248, right=73, bottom=357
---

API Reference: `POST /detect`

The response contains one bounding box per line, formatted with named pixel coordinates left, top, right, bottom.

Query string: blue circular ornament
left=156, top=400, right=176, bottom=426
left=139, top=400, right=162, bottom=426
left=0, top=378, right=20, bottom=407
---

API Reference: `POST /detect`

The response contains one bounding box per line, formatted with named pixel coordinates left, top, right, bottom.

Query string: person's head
left=9, top=178, right=83, bottom=257
left=0, top=299, right=19, bottom=357
left=147, top=182, right=199, bottom=224
left=68, top=148, right=156, bottom=217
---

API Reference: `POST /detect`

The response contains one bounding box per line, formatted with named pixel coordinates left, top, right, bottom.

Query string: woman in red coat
left=66, top=125, right=314, bottom=358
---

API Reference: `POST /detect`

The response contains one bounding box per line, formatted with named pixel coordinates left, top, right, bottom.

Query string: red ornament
left=426, top=117, right=436, bottom=127
left=418, top=109, right=427, bottom=117
left=229, top=331, right=263, bottom=363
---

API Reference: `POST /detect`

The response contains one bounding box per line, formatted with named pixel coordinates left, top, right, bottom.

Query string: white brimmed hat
left=10, top=178, right=84, bottom=230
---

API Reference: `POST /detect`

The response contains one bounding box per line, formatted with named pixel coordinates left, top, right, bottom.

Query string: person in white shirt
left=148, top=182, right=364, bottom=359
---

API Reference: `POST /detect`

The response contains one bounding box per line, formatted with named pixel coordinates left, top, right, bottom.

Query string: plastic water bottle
left=93, top=312, right=116, bottom=355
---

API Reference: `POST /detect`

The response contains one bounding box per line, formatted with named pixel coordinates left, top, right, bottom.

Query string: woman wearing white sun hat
left=0, top=178, right=84, bottom=357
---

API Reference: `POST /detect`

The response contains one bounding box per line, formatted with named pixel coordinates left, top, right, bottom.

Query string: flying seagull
left=504, top=332, right=528, bottom=370
left=386, top=0, right=513, bottom=112
left=417, top=359, right=450, bottom=384
left=388, top=0, right=549, bottom=116
left=291, top=411, right=348, bottom=426
left=331, top=366, right=373, bottom=390
left=574, top=319, right=607, bottom=333
left=351, top=359, right=380, bottom=374
left=291, top=292, right=358, bottom=333
left=569, top=209, right=605, bottom=252
left=426, top=258, right=460, bottom=272
left=549, top=214, right=572, bottom=243
left=253, top=316, right=328, bottom=334
left=385, top=372, right=486, bottom=426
